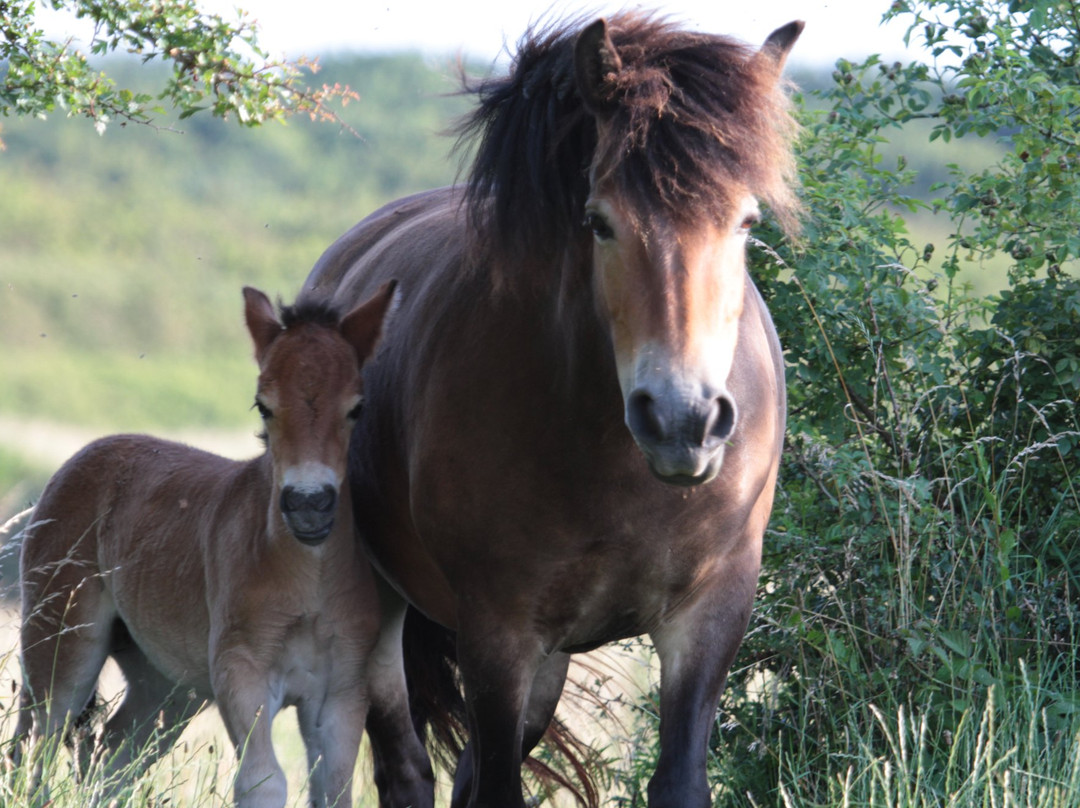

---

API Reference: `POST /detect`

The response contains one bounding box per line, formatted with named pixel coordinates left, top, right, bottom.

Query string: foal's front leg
left=296, top=684, right=367, bottom=808
left=213, top=659, right=286, bottom=808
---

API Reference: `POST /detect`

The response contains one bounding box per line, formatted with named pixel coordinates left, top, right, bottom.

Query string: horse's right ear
left=243, top=286, right=282, bottom=364
left=340, top=279, right=399, bottom=365
left=575, top=18, right=623, bottom=116
left=757, top=20, right=804, bottom=75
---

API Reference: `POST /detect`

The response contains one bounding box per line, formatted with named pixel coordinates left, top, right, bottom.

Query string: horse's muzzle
left=626, top=387, right=737, bottom=486
left=280, top=484, right=338, bottom=544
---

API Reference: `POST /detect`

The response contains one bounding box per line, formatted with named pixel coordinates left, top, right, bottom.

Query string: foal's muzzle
left=626, top=386, right=737, bottom=486
left=280, top=483, right=338, bottom=544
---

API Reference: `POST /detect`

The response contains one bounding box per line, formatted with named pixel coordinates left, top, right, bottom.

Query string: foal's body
left=19, top=436, right=373, bottom=805
left=16, top=284, right=407, bottom=808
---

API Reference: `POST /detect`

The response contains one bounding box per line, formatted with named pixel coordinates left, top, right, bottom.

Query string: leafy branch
left=0, top=0, right=359, bottom=144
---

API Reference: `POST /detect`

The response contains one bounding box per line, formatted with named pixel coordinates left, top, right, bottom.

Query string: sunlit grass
left=0, top=626, right=385, bottom=807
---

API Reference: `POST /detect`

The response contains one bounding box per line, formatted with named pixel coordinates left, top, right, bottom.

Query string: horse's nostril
left=627, top=390, right=666, bottom=443
left=707, top=395, right=737, bottom=442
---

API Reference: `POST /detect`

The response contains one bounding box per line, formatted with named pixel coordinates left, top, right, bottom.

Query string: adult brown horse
left=300, top=13, right=802, bottom=808
left=13, top=282, right=431, bottom=808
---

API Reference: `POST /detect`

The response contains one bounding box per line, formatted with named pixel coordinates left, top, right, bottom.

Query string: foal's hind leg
left=17, top=550, right=115, bottom=794
left=95, top=635, right=203, bottom=784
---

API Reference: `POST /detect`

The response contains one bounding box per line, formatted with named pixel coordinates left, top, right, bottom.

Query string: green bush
left=609, top=1, right=1080, bottom=805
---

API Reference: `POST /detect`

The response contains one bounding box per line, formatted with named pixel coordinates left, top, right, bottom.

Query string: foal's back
left=19, top=433, right=256, bottom=694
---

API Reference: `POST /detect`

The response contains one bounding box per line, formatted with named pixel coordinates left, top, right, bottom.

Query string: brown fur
left=300, top=13, right=802, bottom=808
left=11, top=283, right=429, bottom=808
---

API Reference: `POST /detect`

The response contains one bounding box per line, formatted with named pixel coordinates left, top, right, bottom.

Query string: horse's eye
left=738, top=213, right=760, bottom=233
left=347, top=398, right=365, bottom=421
left=583, top=211, right=615, bottom=241
left=254, top=399, right=272, bottom=419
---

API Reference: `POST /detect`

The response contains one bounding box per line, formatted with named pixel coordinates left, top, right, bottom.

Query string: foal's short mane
left=278, top=298, right=343, bottom=331
left=456, top=11, right=799, bottom=268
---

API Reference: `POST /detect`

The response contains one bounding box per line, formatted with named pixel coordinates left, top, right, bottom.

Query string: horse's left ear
left=757, top=20, right=804, bottom=74
left=340, top=279, right=399, bottom=365
left=243, top=286, right=283, bottom=364
left=575, top=18, right=623, bottom=116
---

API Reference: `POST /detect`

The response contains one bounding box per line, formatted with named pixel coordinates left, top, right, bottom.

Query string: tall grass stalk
left=0, top=645, right=382, bottom=807
left=776, top=665, right=1080, bottom=808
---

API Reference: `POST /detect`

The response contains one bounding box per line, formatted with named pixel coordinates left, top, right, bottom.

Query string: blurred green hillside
left=0, top=55, right=1005, bottom=519
left=1, top=52, right=473, bottom=518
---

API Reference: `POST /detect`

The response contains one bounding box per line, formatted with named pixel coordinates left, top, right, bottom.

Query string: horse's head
left=573, top=17, right=802, bottom=486
left=243, top=281, right=396, bottom=544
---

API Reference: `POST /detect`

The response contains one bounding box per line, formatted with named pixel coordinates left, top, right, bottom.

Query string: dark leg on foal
left=646, top=564, right=758, bottom=808
left=450, top=652, right=570, bottom=807
left=366, top=580, right=435, bottom=808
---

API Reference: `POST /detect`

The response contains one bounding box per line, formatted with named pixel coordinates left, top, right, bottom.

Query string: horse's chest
left=520, top=504, right=731, bottom=650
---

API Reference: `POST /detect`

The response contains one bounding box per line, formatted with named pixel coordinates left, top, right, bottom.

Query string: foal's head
left=242, top=281, right=397, bottom=545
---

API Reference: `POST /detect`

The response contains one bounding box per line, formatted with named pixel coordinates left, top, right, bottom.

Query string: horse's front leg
left=452, top=618, right=545, bottom=808
left=366, top=578, right=435, bottom=808
left=451, top=650, right=570, bottom=807
left=647, top=548, right=761, bottom=808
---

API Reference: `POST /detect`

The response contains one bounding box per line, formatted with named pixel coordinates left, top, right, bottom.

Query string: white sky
left=40, top=1, right=924, bottom=67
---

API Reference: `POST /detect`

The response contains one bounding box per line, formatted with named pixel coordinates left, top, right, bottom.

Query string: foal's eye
left=347, top=398, right=365, bottom=421
left=254, top=400, right=272, bottom=419
left=583, top=211, right=615, bottom=241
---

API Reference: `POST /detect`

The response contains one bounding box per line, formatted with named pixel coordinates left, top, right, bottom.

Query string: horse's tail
left=402, top=607, right=601, bottom=808
left=402, top=607, right=467, bottom=770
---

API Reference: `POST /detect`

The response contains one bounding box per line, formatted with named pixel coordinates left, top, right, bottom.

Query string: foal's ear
left=756, top=20, right=804, bottom=74
left=575, top=18, right=623, bottom=116
left=340, top=279, right=399, bottom=365
left=243, top=286, right=282, bottom=364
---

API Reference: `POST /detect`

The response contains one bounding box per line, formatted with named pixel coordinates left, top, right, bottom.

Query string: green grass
left=0, top=648, right=385, bottom=807
left=777, top=671, right=1080, bottom=808
left=0, top=347, right=258, bottom=432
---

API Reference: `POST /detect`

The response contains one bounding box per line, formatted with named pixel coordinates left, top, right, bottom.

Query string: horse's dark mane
left=455, top=11, right=799, bottom=268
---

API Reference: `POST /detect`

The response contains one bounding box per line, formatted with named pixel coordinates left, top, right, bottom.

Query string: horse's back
left=302, top=187, right=464, bottom=310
